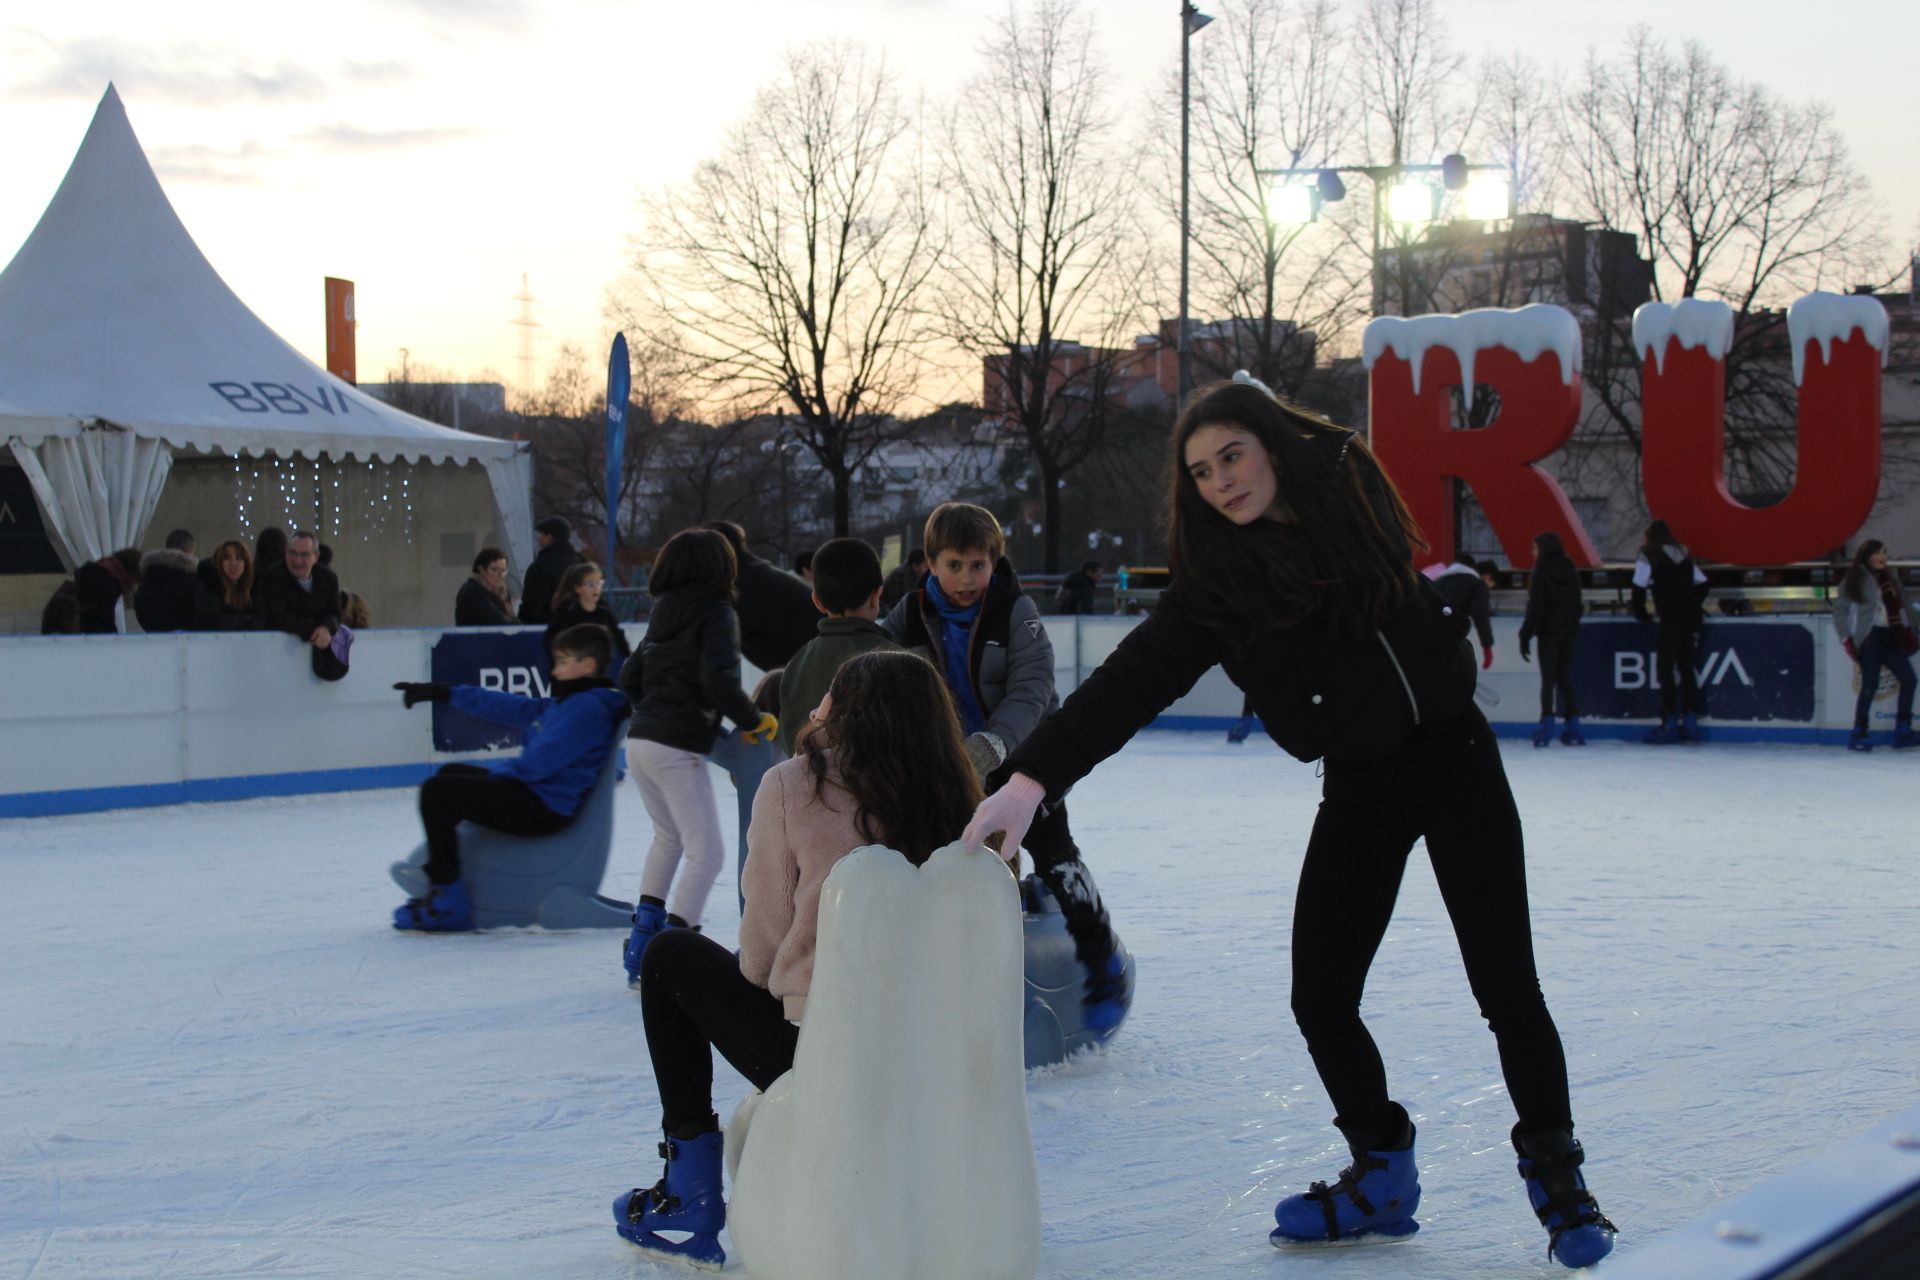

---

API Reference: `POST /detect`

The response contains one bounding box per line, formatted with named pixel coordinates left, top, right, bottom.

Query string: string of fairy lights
left=229, top=455, right=417, bottom=543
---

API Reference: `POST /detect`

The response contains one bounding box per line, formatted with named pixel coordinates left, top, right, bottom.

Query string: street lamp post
left=1178, top=3, right=1213, bottom=409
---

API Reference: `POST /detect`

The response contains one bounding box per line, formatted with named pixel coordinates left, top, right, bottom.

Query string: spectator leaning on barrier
left=457, top=546, right=516, bottom=626
left=1832, top=538, right=1918, bottom=753
left=194, top=539, right=262, bottom=630
left=880, top=546, right=926, bottom=613
left=705, top=520, right=819, bottom=672
left=258, top=530, right=341, bottom=652
left=72, top=548, right=143, bottom=633
left=1054, top=560, right=1103, bottom=615
left=520, top=516, right=585, bottom=625
left=133, top=529, right=201, bottom=633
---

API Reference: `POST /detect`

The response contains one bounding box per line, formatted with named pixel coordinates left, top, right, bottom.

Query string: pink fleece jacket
left=738, top=752, right=880, bottom=1023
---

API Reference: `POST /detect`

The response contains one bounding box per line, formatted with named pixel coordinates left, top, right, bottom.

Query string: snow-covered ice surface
left=4, top=737, right=1917, bottom=1279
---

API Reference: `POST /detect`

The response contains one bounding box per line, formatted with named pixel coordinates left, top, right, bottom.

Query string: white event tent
left=0, top=87, right=535, bottom=620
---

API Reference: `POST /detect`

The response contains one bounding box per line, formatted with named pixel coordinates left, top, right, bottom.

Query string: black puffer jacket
left=257, top=561, right=342, bottom=639
left=1519, top=551, right=1583, bottom=645
left=734, top=552, right=820, bottom=671
left=456, top=576, right=514, bottom=626
left=545, top=599, right=631, bottom=660
left=133, top=549, right=200, bottom=632
left=620, top=585, right=761, bottom=753
left=518, top=542, right=585, bottom=624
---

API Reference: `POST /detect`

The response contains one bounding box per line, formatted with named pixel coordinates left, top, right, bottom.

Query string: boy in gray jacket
left=883, top=502, right=1127, bottom=1026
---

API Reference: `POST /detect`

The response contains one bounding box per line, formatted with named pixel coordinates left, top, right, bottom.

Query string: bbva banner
left=428, top=629, right=559, bottom=753
left=1364, top=293, right=1887, bottom=569
left=1572, top=619, right=1815, bottom=722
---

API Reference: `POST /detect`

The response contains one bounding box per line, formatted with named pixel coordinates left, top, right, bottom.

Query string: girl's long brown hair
left=1843, top=539, right=1887, bottom=605
left=212, top=539, right=254, bottom=610
left=551, top=561, right=603, bottom=613
left=799, top=650, right=982, bottom=866
left=1167, top=380, right=1426, bottom=643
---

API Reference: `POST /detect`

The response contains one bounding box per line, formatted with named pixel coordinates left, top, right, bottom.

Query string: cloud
left=383, top=0, right=534, bottom=31
left=1, top=30, right=411, bottom=105
left=149, top=140, right=279, bottom=187
left=297, top=123, right=480, bottom=154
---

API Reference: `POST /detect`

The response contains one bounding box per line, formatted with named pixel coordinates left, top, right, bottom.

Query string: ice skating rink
left=4, top=734, right=1916, bottom=1278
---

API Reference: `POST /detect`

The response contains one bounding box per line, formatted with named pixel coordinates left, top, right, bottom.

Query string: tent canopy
left=0, top=87, right=533, bottom=573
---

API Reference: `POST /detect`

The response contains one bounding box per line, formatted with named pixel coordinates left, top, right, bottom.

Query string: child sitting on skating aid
left=613, top=649, right=982, bottom=1268
left=883, top=501, right=1127, bottom=1024
left=391, top=624, right=630, bottom=932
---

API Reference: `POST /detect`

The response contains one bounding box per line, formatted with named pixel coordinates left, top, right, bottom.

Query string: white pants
left=630, top=738, right=726, bottom=927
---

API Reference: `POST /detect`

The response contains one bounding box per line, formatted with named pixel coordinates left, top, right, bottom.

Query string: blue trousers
left=1853, top=627, right=1917, bottom=733
left=707, top=729, right=783, bottom=913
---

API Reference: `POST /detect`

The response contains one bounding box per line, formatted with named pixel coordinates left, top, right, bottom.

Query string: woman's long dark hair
left=799, top=651, right=982, bottom=866
left=1641, top=519, right=1677, bottom=556
left=1167, top=380, right=1426, bottom=641
left=649, top=528, right=738, bottom=599
left=1843, top=539, right=1887, bottom=605
left=212, top=539, right=255, bottom=610
left=551, top=561, right=603, bottom=613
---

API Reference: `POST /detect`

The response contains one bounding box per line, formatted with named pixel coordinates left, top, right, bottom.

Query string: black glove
left=1518, top=640, right=1531, bottom=664
left=1631, top=608, right=1652, bottom=625
left=393, top=681, right=452, bottom=708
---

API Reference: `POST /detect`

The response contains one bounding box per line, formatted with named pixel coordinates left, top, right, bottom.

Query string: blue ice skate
left=1642, top=717, right=1676, bottom=744
left=622, top=900, right=670, bottom=985
left=1893, top=722, right=1918, bottom=750
left=614, top=1127, right=726, bottom=1269
left=392, top=880, right=473, bottom=932
left=1515, top=1128, right=1616, bottom=1269
left=1559, top=716, right=1587, bottom=746
left=1531, top=716, right=1556, bottom=748
left=1848, top=731, right=1873, bottom=753
left=1226, top=715, right=1255, bottom=744
left=1272, top=1108, right=1421, bottom=1246
left=1083, top=951, right=1131, bottom=1032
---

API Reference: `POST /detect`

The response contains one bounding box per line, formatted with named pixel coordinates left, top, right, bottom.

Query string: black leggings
left=1020, top=799, right=1116, bottom=967
left=1655, top=623, right=1700, bottom=716
left=418, top=764, right=572, bottom=885
left=1290, top=708, right=1573, bottom=1136
left=641, top=928, right=801, bottom=1134
left=1537, top=635, right=1579, bottom=718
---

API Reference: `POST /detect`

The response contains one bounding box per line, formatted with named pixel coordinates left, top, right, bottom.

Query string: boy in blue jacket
left=392, top=623, right=630, bottom=931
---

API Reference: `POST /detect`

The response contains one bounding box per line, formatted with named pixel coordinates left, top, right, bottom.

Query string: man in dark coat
left=1054, top=560, right=1103, bottom=615
left=518, top=516, right=585, bottom=625
left=1518, top=531, right=1585, bottom=743
left=257, top=530, right=342, bottom=650
left=133, top=529, right=201, bottom=632
left=706, top=521, right=819, bottom=671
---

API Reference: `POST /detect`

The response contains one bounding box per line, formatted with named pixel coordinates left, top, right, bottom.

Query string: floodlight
left=1386, top=181, right=1439, bottom=225
left=1317, top=168, right=1347, bottom=203
left=1441, top=153, right=1469, bottom=191
left=1270, top=184, right=1320, bottom=226
left=1464, top=176, right=1512, bottom=221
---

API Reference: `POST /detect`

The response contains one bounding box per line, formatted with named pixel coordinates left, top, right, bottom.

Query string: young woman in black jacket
left=1517, top=531, right=1586, bottom=747
left=618, top=530, right=777, bottom=983
left=962, top=378, right=1616, bottom=1269
left=544, top=562, right=631, bottom=664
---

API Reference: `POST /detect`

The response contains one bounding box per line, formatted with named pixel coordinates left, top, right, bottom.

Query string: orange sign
left=324, top=277, right=356, bottom=384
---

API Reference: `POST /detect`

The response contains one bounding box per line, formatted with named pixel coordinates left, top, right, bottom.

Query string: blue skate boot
left=1531, top=715, right=1556, bottom=748
left=392, top=879, right=473, bottom=932
left=1226, top=714, right=1255, bottom=744
left=622, top=900, right=670, bottom=985
left=1848, top=731, right=1874, bottom=753
left=614, top=1124, right=726, bottom=1268
left=1083, top=950, right=1131, bottom=1032
left=1515, top=1127, right=1617, bottom=1269
left=1893, top=720, right=1918, bottom=750
left=1642, top=717, right=1676, bottom=744
left=1678, top=712, right=1700, bottom=743
left=1559, top=716, right=1587, bottom=746
left=1272, top=1105, right=1421, bottom=1246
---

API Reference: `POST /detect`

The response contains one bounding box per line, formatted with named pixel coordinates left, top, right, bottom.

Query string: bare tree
left=615, top=41, right=938, bottom=536
left=1560, top=29, right=1891, bottom=500
left=1163, top=0, right=1368, bottom=396
left=938, top=0, right=1149, bottom=572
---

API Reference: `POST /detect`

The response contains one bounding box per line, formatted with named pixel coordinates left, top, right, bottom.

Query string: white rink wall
left=0, top=613, right=1870, bottom=818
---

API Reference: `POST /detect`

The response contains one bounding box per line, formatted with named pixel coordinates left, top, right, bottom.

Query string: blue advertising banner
left=428, top=630, right=557, bottom=752
left=1573, top=620, right=1816, bottom=721
left=604, top=333, right=630, bottom=573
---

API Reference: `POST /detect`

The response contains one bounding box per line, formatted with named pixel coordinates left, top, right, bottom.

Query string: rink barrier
left=0, top=613, right=1870, bottom=819
left=1602, top=1100, right=1920, bottom=1279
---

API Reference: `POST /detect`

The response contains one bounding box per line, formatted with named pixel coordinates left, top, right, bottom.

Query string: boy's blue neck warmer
left=926, top=576, right=988, bottom=734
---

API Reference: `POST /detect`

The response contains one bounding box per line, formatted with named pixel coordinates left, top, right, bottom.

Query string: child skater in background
left=775, top=537, right=897, bottom=756
left=390, top=624, right=629, bottom=931
left=619, top=529, right=777, bottom=982
left=613, top=650, right=982, bottom=1267
left=964, top=376, right=1617, bottom=1269
left=546, top=561, right=631, bottom=666
left=882, top=502, right=1127, bottom=1024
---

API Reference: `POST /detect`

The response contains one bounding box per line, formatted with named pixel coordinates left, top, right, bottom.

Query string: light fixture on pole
left=1177, top=2, right=1214, bottom=409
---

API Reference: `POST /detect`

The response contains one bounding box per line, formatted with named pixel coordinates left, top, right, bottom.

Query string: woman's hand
left=962, top=773, right=1046, bottom=860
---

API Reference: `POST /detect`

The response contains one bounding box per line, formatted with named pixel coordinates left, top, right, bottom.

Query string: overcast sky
left=3, top=0, right=1913, bottom=405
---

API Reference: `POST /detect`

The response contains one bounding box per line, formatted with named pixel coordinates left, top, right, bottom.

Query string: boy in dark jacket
left=391, top=624, right=630, bottom=931
left=1518, top=531, right=1586, bottom=747
left=884, top=502, right=1125, bottom=1024
left=777, top=538, right=897, bottom=755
